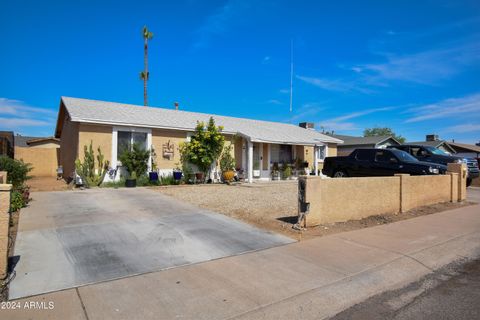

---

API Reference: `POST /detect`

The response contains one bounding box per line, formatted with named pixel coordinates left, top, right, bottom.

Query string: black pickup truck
left=322, top=148, right=447, bottom=178
left=387, top=145, right=479, bottom=186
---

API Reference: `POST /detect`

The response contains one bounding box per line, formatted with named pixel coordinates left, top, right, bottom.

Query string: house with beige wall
left=14, top=136, right=60, bottom=177
left=55, top=97, right=342, bottom=183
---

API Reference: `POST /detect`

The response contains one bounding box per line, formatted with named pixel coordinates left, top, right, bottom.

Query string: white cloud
left=360, top=38, right=480, bottom=85
left=319, top=107, right=393, bottom=132
left=286, top=102, right=325, bottom=122
left=0, top=117, right=51, bottom=128
left=405, top=93, right=480, bottom=123
left=279, top=89, right=290, bottom=94
left=0, top=98, right=56, bottom=117
left=267, top=99, right=283, bottom=105
left=296, top=75, right=372, bottom=94
left=445, top=124, right=480, bottom=133
left=262, top=56, right=271, bottom=64
left=193, top=0, right=248, bottom=49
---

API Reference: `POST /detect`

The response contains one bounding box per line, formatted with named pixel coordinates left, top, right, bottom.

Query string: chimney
left=299, top=122, right=314, bottom=130
left=426, top=134, right=439, bottom=142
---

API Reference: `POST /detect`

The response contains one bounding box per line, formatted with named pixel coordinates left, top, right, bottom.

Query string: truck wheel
left=467, top=178, right=472, bottom=187
left=333, top=170, right=348, bottom=178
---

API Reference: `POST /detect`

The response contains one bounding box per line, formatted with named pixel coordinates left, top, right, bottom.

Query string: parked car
left=322, top=148, right=447, bottom=178
left=387, top=145, right=479, bottom=187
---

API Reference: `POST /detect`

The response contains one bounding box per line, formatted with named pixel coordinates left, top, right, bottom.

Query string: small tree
left=118, top=143, right=150, bottom=179
left=219, top=144, right=236, bottom=172
left=181, top=117, right=225, bottom=178
left=363, top=127, right=406, bottom=144
left=75, top=141, right=110, bottom=187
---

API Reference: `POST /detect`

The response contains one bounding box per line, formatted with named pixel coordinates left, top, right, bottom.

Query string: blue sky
left=1, top=0, right=479, bottom=143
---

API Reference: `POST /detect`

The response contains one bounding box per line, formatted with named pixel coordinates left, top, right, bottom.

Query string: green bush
left=0, top=156, right=32, bottom=189
left=10, top=190, right=25, bottom=212
left=119, top=144, right=150, bottom=179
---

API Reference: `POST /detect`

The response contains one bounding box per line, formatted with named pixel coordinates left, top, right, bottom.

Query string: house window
left=316, top=145, right=327, bottom=161
left=117, top=131, right=148, bottom=161
left=271, top=144, right=293, bottom=163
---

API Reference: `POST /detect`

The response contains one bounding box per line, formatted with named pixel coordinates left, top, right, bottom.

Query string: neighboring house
left=54, top=97, right=343, bottom=182
left=0, top=131, right=14, bottom=158
left=326, top=134, right=401, bottom=156
left=448, top=142, right=480, bottom=159
left=404, top=134, right=456, bottom=154
left=14, top=135, right=60, bottom=177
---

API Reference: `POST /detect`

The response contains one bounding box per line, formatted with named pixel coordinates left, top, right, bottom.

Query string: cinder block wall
left=301, top=164, right=467, bottom=226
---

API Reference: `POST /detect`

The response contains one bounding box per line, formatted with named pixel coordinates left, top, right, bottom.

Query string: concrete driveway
left=9, top=188, right=293, bottom=299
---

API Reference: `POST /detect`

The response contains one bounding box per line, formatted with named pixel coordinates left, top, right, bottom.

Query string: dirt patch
left=153, top=182, right=475, bottom=241
left=27, top=176, right=72, bottom=192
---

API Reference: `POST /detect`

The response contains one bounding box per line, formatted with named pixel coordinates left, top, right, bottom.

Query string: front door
left=253, top=144, right=261, bottom=177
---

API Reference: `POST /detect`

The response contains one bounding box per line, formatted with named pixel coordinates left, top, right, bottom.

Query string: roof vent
left=174, top=102, right=179, bottom=110
left=426, top=134, right=439, bottom=141
left=299, top=122, right=314, bottom=130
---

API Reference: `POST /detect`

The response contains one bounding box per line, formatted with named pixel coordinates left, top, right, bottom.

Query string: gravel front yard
left=154, top=182, right=301, bottom=238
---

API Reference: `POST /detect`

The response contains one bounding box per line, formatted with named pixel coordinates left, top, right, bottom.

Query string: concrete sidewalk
left=3, top=203, right=480, bottom=320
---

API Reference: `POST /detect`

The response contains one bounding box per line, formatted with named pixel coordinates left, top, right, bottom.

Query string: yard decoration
left=179, top=117, right=225, bottom=183
left=220, top=144, right=236, bottom=184
left=118, top=143, right=150, bottom=188
left=75, top=142, right=110, bottom=188
left=149, top=146, right=159, bottom=182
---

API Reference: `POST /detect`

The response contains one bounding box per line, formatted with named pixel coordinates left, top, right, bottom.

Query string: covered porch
left=235, top=137, right=328, bottom=183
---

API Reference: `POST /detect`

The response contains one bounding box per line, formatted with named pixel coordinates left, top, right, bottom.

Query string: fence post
left=447, top=163, right=467, bottom=201
left=0, top=183, right=12, bottom=279
left=449, top=172, right=459, bottom=203
left=395, top=174, right=409, bottom=213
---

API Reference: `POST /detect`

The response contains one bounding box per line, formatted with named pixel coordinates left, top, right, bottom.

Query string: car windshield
left=425, top=146, right=451, bottom=155
left=390, top=149, right=418, bottom=162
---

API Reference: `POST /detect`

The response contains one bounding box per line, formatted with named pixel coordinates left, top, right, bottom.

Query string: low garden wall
left=14, top=147, right=60, bottom=177
left=300, top=164, right=467, bottom=226
left=0, top=172, right=11, bottom=279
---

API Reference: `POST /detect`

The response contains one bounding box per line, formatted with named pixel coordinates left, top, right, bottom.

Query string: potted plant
left=253, top=160, right=261, bottom=178
left=173, top=164, right=183, bottom=181
left=220, top=144, right=236, bottom=184
left=271, top=162, right=281, bottom=181
left=125, top=171, right=137, bottom=188
left=283, top=165, right=293, bottom=180
left=119, top=144, right=150, bottom=188
left=149, top=146, right=159, bottom=182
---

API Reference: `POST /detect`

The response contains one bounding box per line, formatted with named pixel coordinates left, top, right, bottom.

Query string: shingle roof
left=449, top=142, right=480, bottom=153
left=327, top=134, right=398, bottom=146
left=60, top=97, right=342, bottom=145
left=404, top=140, right=456, bottom=153
left=14, top=136, right=59, bottom=147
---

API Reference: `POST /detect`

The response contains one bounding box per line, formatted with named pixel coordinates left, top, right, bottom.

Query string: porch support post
left=314, top=145, right=319, bottom=176
left=247, top=139, right=253, bottom=183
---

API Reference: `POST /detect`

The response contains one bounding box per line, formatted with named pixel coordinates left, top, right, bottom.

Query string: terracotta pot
left=223, top=170, right=235, bottom=182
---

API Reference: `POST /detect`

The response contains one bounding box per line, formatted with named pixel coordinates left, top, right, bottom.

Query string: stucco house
left=326, top=134, right=401, bottom=156
left=449, top=142, right=480, bottom=159
left=55, top=97, right=342, bottom=183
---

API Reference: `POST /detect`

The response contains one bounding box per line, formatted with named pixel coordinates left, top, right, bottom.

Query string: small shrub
left=0, top=156, right=32, bottom=189
left=220, top=144, right=236, bottom=172
left=10, top=191, right=25, bottom=212
left=119, top=144, right=150, bottom=179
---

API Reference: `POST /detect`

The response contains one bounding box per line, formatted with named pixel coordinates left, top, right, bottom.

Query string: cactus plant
left=75, top=141, right=110, bottom=187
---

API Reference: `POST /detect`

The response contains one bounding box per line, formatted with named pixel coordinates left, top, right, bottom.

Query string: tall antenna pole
left=289, top=38, right=294, bottom=113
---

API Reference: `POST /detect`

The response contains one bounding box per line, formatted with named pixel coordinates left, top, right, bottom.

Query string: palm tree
left=140, top=26, right=154, bottom=106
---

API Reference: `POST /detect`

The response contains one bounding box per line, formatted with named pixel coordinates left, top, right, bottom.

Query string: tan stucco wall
left=327, top=143, right=337, bottom=156
left=15, top=147, right=60, bottom=177
left=447, top=163, right=467, bottom=201
left=59, top=116, right=79, bottom=178
left=151, top=129, right=187, bottom=170
left=0, top=183, right=11, bottom=279
left=78, top=124, right=113, bottom=166
left=304, top=176, right=401, bottom=225
left=301, top=164, right=466, bottom=226
left=397, top=174, right=452, bottom=212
